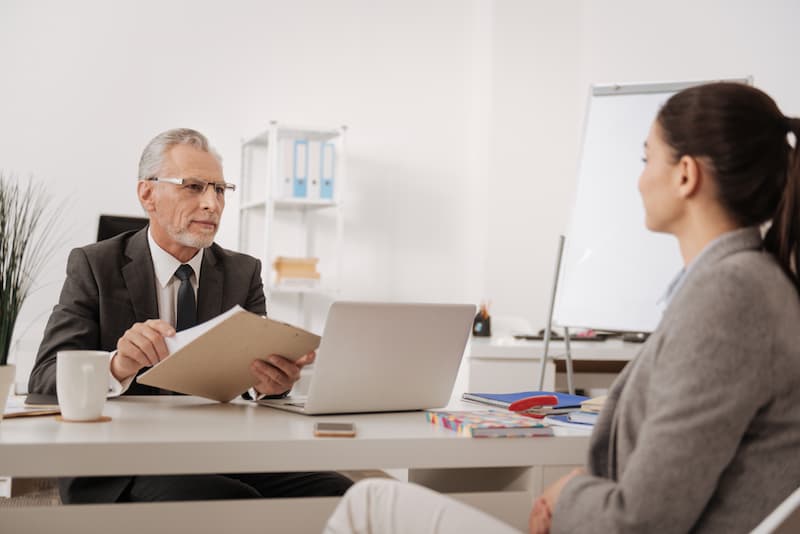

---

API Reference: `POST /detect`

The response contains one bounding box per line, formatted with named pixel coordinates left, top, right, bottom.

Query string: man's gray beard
left=171, top=229, right=215, bottom=249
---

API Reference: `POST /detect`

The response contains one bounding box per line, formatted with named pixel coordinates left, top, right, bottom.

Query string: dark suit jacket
left=28, top=227, right=266, bottom=503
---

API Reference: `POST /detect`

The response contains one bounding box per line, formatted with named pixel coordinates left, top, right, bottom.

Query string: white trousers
left=323, top=478, right=523, bottom=534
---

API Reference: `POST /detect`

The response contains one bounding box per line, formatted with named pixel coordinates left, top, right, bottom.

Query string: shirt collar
left=658, top=268, right=687, bottom=311
left=147, top=229, right=204, bottom=289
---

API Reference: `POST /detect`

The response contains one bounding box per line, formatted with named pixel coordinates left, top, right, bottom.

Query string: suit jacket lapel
left=197, top=245, right=223, bottom=322
left=122, top=228, right=159, bottom=322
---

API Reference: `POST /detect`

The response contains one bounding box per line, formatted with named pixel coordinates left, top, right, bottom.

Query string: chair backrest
left=97, top=215, right=148, bottom=242
left=750, top=486, right=800, bottom=534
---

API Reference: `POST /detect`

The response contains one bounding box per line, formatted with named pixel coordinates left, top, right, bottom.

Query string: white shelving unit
left=238, top=122, right=346, bottom=329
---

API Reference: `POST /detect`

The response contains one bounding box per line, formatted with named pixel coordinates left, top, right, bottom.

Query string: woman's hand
left=529, top=467, right=586, bottom=534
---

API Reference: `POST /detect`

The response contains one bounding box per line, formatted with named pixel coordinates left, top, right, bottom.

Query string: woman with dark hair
left=323, top=82, right=800, bottom=534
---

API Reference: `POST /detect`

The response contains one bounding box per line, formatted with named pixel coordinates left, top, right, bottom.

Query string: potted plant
left=0, top=173, right=59, bottom=418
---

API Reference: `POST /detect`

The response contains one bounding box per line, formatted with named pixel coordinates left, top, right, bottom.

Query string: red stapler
left=507, top=394, right=559, bottom=413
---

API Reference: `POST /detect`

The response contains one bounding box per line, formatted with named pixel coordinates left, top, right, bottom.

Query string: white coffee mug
left=56, top=350, right=110, bottom=421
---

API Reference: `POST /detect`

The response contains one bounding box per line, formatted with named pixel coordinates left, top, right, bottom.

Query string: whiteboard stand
left=537, top=235, right=575, bottom=394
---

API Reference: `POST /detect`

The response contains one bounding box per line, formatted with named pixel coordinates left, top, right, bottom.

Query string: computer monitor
left=97, top=215, right=149, bottom=242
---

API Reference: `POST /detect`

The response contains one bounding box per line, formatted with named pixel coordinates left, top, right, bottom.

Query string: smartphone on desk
left=314, top=422, right=356, bottom=438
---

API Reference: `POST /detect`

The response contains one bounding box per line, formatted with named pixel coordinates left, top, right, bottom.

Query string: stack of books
left=273, top=256, right=320, bottom=288
left=426, top=409, right=553, bottom=438
left=580, top=395, right=606, bottom=414
left=546, top=395, right=606, bottom=430
left=461, top=391, right=588, bottom=418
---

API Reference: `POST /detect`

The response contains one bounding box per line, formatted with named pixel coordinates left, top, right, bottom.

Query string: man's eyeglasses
left=145, top=177, right=236, bottom=197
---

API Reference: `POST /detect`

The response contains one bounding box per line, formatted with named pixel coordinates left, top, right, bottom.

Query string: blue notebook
left=461, top=391, right=588, bottom=411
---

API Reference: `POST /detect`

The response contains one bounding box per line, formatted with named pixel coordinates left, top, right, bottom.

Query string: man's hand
left=529, top=467, right=585, bottom=534
left=110, top=319, right=175, bottom=382
left=250, top=351, right=316, bottom=396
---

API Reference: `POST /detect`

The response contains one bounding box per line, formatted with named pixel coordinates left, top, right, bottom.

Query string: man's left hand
left=250, top=351, right=316, bottom=396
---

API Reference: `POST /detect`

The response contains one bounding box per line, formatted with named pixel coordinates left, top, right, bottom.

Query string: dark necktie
left=175, top=264, right=197, bottom=332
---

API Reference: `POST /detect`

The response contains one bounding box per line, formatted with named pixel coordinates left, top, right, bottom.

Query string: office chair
left=750, top=486, right=800, bottom=534
left=97, top=214, right=148, bottom=242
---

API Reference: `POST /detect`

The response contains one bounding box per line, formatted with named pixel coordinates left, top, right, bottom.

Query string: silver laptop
left=258, top=301, right=476, bottom=415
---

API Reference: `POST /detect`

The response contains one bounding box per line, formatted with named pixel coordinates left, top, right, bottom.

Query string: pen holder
left=472, top=311, right=491, bottom=337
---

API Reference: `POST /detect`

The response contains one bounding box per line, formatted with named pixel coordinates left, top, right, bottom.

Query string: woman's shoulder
left=665, top=248, right=799, bottom=340
left=691, top=248, right=792, bottom=303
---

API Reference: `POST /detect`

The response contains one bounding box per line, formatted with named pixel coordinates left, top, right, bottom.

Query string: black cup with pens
left=472, top=302, right=491, bottom=337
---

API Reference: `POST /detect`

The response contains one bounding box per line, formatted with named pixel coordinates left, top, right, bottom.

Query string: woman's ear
left=676, top=154, right=702, bottom=199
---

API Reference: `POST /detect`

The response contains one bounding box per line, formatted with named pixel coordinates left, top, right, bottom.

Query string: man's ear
left=676, top=155, right=702, bottom=199
left=138, top=181, right=156, bottom=213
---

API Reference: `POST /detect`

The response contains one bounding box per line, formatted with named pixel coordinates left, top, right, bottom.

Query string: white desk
left=0, top=396, right=590, bottom=533
left=469, top=337, right=642, bottom=393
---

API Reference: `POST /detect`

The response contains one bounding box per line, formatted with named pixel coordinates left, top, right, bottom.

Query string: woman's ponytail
left=765, top=117, right=800, bottom=291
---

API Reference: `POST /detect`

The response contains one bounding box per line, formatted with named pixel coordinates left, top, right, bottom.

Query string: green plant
left=0, top=173, right=60, bottom=365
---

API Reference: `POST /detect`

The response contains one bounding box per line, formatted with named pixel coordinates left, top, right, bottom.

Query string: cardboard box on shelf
left=273, top=256, right=320, bottom=283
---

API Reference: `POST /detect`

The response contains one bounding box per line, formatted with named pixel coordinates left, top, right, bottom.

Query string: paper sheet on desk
left=3, top=396, right=60, bottom=418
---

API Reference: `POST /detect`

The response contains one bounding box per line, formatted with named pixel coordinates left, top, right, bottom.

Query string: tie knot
left=175, top=264, right=193, bottom=282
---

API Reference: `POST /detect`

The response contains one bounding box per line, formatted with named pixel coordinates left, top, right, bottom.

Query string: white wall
left=484, top=1, right=582, bottom=333
left=0, top=0, right=490, bottom=386
left=2, top=0, right=799, bottom=390
left=485, top=0, right=800, bottom=332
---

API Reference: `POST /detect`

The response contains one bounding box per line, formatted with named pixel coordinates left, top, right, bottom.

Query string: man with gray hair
left=29, top=127, right=353, bottom=504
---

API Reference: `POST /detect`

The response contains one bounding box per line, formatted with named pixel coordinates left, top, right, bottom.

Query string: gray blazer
left=28, top=227, right=266, bottom=502
left=553, top=227, right=800, bottom=533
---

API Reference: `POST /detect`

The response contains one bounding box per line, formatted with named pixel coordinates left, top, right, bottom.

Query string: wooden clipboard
left=137, top=307, right=320, bottom=402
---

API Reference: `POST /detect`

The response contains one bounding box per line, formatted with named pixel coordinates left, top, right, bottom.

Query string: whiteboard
left=553, top=79, right=749, bottom=332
